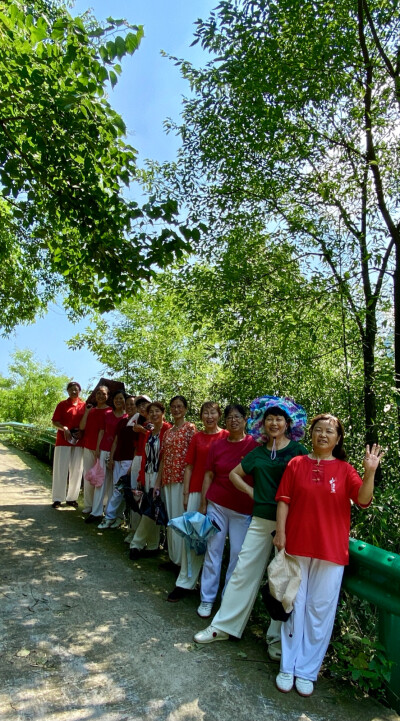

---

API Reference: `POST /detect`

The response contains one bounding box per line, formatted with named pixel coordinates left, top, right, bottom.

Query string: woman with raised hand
left=80, top=384, right=110, bottom=523
left=274, top=414, right=382, bottom=697
left=51, top=381, right=86, bottom=509
left=167, top=401, right=228, bottom=602
left=153, top=395, right=197, bottom=567
left=194, top=396, right=307, bottom=656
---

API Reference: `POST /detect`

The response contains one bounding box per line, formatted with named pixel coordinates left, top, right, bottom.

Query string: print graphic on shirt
left=329, top=477, right=336, bottom=494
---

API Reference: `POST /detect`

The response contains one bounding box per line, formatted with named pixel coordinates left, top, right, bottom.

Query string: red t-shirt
left=185, top=429, right=229, bottom=493
left=99, top=410, right=127, bottom=452
left=83, top=407, right=110, bottom=451
left=276, top=455, right=370, bottom=565
left=52, top=398, right=86, bottom=447
left=205, top=435, right=258, bottom=515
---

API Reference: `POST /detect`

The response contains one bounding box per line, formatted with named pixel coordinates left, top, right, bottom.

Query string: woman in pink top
left=196, top=404, right=257, bottom=618
left=167, top=401, right=229, bottom=602
left=274, top=414, right=382, bottom=698
left=154, top=395, right=197, bottom=566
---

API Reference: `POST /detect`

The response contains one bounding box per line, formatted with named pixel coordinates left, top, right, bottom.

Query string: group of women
left=51, top=383, right=382, bottom=698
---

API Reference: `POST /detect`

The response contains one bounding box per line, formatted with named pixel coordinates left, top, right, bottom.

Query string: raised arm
left=358, top=444, right=383, bottom=505
left=229, top=463, right=254, bottom=499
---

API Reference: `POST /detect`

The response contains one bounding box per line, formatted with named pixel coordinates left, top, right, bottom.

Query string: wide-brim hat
left=247, top=395, right=307, bottom=443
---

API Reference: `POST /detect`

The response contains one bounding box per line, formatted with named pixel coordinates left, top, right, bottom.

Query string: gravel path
left=0, top=441, right=398, bottom=721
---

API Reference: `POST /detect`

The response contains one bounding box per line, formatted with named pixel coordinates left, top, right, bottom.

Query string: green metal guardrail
left=0, top=422, right=56, bottom=457
left=343, top=538, right=400, bottom=711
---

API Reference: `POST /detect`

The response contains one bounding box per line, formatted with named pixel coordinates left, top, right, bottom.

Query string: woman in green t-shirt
left=193, top=395, right=307, bottom=656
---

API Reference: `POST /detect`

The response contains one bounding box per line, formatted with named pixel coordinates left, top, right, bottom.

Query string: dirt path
left=0, top=441, right=398, bottom=721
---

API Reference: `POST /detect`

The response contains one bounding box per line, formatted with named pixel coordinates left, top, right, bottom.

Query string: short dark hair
left=148, top=401, right=166, bottom=414
left=200, top=401, right=222, bottom=417
left=224, top=403, right=246, bottom=419
left=67, top=381, right=81, bottom=392
left=263, top=406, right=291, bottom=424
left=310, top=414, right=347, bottom=460
left=169, top=395, right=188, bottom=409
left=135, top=396, right=151, bottom=406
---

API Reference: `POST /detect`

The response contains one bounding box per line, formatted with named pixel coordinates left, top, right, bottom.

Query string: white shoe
left=109, top=519, right=123, bottom=529
left=124, top=531, right=134, bottom=544
left=197, top=602, right=213, bottom=618
left=276, top=672, right=294, bottom=693
left=98, top=518, right=114, bottom=529
left=194, top=625, right=229, bottom=644
left=295, top=677, right=314, bottom=697
left=268, top=640, right=282, bottom=661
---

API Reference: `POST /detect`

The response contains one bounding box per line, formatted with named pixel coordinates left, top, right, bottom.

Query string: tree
left=167, top=0, right=400, bottom=443
left=0, top=0, right=201, bottom=329
left=0, top=348, right=68, bottom=424
left=68, top=280, right=225, bottom=414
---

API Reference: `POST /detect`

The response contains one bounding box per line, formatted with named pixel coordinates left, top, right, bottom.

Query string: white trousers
left=91, top=450, right=113, bottom=515
left=164, top=483, right=184, bottom=565
left=176, top=492, right=203, bottom=589
left=83, top=448, right=109, bottom=514
left=104, top=460, right=132, bottom=521
left=130, top=471, right=160, bottom=551
left=280, top=556, right=344, bottom=681
left=212, top=515, right=279, bottom=638
left=52, top=446, right=83, bottom=502
left=200, top=501, right=251, bottom=604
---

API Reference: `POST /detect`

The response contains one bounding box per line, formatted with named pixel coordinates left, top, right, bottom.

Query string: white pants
left=91, top=450, right=113, bottom=515
left=200, top=501, right=251, bottom=604
left=130, top=471, right=160, bottom=551
left=164, top=483, right=184, bottom=565
left=83, top=448, right=109, bottom=514
left=52, top=446, right=83, bottom=502
left=280, top=557, right=344, bottom=681
left=104, top=460, right=132, bottom=521
left=176, top=492, right=203, bottom=589
left=212, top=515, right=279, bottom=639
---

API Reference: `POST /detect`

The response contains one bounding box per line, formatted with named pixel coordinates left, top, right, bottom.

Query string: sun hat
left=247, top=395, right=307, bottom=443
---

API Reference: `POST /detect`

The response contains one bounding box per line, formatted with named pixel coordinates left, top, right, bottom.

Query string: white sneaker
left=276, top=672, right=294, bottom=693
left=194, top=625, right=229, bottom=644
left=295, top=677, right=314, bottom=697
left=124, top=531, right=134, bottom=544
left=109, top=519, right=123, bottom=529
left=197, top=602, right=213, bottom=618
left=98, top=518, right=114, bottom=529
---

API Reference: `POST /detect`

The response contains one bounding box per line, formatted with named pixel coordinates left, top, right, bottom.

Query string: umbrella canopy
left=168, top=511, right=221, bottom=577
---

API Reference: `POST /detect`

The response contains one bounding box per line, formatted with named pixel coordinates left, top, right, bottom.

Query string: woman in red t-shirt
left=79, top=385, right=110, bottom=522
left=167, top=401, right=229, bottom=602
left=51, top=381, right=85, bottom=508
left=196, top=404, right=257, bottom=616
left=94, top=390, right=127, bottom=519
left=274, top=414, right=382, bottom=698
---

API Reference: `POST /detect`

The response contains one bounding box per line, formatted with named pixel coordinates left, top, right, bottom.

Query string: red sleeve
left=185, top=434, right=198, bottom=465
left=52, top=401, right=64, bottom=424
left=346, top=463, right=369, bottom=507
left=275, top=458, right=296, bottom=504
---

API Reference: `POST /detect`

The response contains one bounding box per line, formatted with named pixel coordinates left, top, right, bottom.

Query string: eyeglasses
left=226, top=415, right=244, bottom=421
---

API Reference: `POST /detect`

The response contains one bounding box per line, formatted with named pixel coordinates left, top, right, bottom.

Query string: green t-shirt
left=241, top=440, right=308, bottom=521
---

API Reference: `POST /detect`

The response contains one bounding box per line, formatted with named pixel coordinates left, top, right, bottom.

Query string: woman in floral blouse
left=154, top=395, right=197, bottom=565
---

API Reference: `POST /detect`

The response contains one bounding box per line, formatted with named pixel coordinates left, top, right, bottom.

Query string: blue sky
left=0, top=0, right=215, bottom=391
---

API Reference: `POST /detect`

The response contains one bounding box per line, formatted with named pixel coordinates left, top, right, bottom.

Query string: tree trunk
left=363, top=309, right=378, bottom=447
left=394, top=244, right=400, bottom=439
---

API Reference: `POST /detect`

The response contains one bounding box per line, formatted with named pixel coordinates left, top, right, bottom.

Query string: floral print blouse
left=161, top=421, right=197, bottom=487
